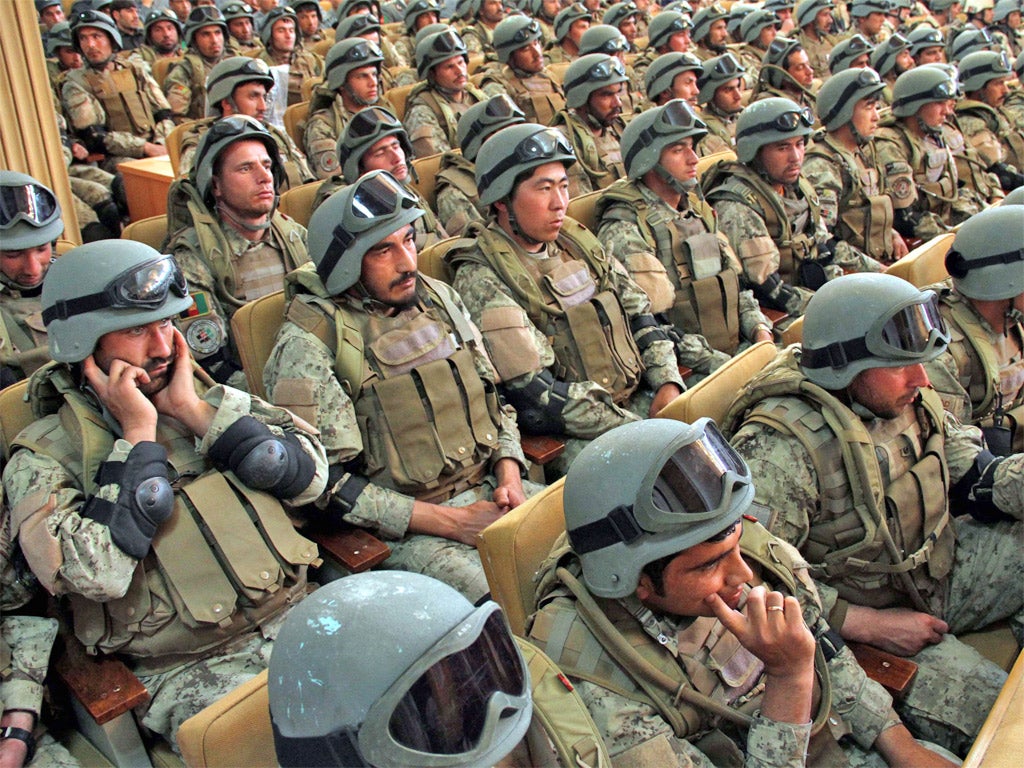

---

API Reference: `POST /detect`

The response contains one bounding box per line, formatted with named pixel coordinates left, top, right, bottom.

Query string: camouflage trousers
left=30, top=732, right=82, bottom=767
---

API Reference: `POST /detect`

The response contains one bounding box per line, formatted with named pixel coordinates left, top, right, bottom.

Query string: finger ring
left=766, top=605, right=784, bottom=612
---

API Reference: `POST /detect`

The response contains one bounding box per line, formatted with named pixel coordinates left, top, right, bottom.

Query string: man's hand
left=83, top=353, right=158, bottom=444
left=874, top=723, right=958, bottom=768
left=71, top=141, right=89, bottom=161
left=142, top=141, right=167, bottom=157
left=151, top=329, right=215, bottom=437
left=409, top=499, right=506, bottom=546
left=890, top=229, right=910, bottom=260
left=649, top=382, right=683, bottom=418
left=842, top=605, right=948, bottom=656
left=492, top=457, right=526, bottom=512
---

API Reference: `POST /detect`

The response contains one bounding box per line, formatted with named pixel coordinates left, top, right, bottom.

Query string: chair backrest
left=566, top=189, right=602, bottom=232
left=884, top=232, right=955, bottom=288
left=313, top=38, right=334, bottom=59
left=656, top=340, right=777, bottom=425
left=151, top=56, right=182, bottom=89
left=230, top=290, right=286, bottom=400
left=697, top=149, right=737, bottom=181
left=300, top=76, right=323, bottom=102
left=382, top=83, right=416, bottom=121
left=278, top=180, right=324, bottom=228
left=166, top=120, right=194, bottom=178
left=778, top=315, right=803, bottom=347
left=411, top=152, right=445, bottom=213
left=0, top=381, right=33, bottom=463
left=121, top=214, right=169, bottom=252
left=417, top=236, right=458, bottom=283
left=283, top=100, right=311, bottom=148
left=478, top=478, right=567, bottom=637
left=177, top=669, right=276, bottom=768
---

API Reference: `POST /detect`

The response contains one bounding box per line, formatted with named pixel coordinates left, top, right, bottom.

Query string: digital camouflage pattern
left=163, top=54, right=219, bottom=123
left=434, top=151, right=485, bottom=236
left=403, top=87, right=485, bottom=158
left=303, top=91, right=363, bottom=178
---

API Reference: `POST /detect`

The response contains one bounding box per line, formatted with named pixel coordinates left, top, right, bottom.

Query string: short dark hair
left=641, top=521, right=739, bottom=596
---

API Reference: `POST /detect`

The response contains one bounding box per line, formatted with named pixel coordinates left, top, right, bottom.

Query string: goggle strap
left=568, top=504, right=644, bottom=554
left=318, top=224, right=351, bottom=284
left=801, top=337, right=872, bottom=370
left=42, top=292, right=109, bottom=325
left=947, top=246, right=1024, bottom=276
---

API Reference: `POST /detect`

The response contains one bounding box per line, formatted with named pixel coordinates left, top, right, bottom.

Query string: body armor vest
left=876, top=123, right=958, bottom=216
left=179, top=52, right=212, bottom=119
left=599, top=180, right=741, bottom=354
left=485, top=66, right=565, bottom=125
left=699, top=107, right=737, bottom=155
left=550, top=110, right=626, bottom=191
left=955, top=98, right=1024, bottom=170
left=71, top=61, right=157, bottom=136
left=0, top=292, right=49, bottom=378
left=13, top=364, right=318, bottom=668
left=450, top=221, right=643, bottom=403
left=283, top=268, right=503, bottom=503
left=723, top=349, right=955, bottom=615
left=805, top=135, right=895, bottom=261
left=435, top=152, right=481, bottom=207
left=406, top=82, right=487, bottom=148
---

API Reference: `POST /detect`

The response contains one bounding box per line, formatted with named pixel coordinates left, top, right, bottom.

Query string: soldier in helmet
left=631, top=11, right=693, bottom=93
left=751, top=36, right=816, bottom=109
left=578, top=25, right=644, bottom=114
left=293, top=0, right=329, bottom=52
left=163, top=4, right=228, bottom=124
left=828, top=33, right=875, bottom=73
left=690, top=3, right=730, bottom=60
left=643, top=51, right=704, bottom=112
left=602, top=2, right=642, bottom=53
left=167, top=115, right=310, bottom=386
left=545, top=3, right=592, bottom=64
left=1, top=242, right=328, bottom=752
left=736, top=9, right=780, bottom=88
left=991, top=0, right=1023, bottom=57
left=45, top=21, right=83, bottom=95
left=598, top=101, right=773, bottom=382
left=870, top=32, right=915, bottom=90
left=36, top=0, right=65, bottom=36
left=392, top=0, right=442, bottom=64
left=906, top=25, right=946, bottom=65
left=768, top=0, right=799, bottom=35
left=795, top=0, right=840, bottom=78
left=479, top=15, right=566, bottom=126
left=460, top=0, right=504, bottom=56
left=130, top=7, right=184, bottom=67
left=335, top=10, right=408, bottom=71
left=527, top=418, right=959, bottom=766
left=304, top=37, right=383, bottom=178
left=403, top=27, right=487, bottom=158
left=257, top=5, right=325, bottom=107
left=221, top=1, right=265, bottom=56
left=551, top=54, right=630, bottom=196
left=695, top=53, right=746, bottom=156
left=849, top=0, right=892, bottom=44
left=108, top=0, right=144, bottom=50
left=724, top=272, right=1024, bottom=756
left=264, top=170, right=536, bottom=602
left=530, top=0, right=562, bottom=45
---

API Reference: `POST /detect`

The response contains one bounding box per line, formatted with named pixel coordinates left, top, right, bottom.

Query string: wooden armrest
left=678, top=366, right=692, bottom=381
left=54, top=639, right=150, bottom=725
left=847, top=641, right=918, bottom=699
left=84, top=154, right=105, bottom=164
left=521, top=434, right=565, bottom=465
left=309, top=527, right=391, bottom=573
left=761, top=307, right=789, bottom=325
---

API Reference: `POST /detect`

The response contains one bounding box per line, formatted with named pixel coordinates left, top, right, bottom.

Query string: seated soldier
left=392, top=0, right=442, bottom=65
left=294, top=0, right=330, bottom=52
left=736, top=8, right=780, bottom=89
left=906, top=26, right=946, bottom=66
left=545, top=3, right=592, bottom=64
left=695, top=53, right=746, bottom=155
left=527, top=418, right=957, bottom=767
left=690, top=4, right=731, bottom=61
left=334, top=10, right=408, bottom=71
left=109, top=0, right=144, bottom=51
left=164, top=4, right=228, bottom=124
left=849, top=0, right=892, bottom=44
left=632, top=11, right=694, bottom=94
left=222, top=1, right=264, bottom=57
left=257, top=4, right=325, bottom=107
left=602, top=2, right=642, bottom=53
left=827, top=33, right=875, bottom=74
left=750, top=36, right=816, bottom=110
left=795, top=0, right=840, bottom=78
left=870, top=32, right=915, bottom=91
left=129, top=8, right=184, bottom=68
left=479, top=16, right=566, bottom=126
left=643, top=51, right=703, bottom=109
left=459, top=0, right=504, bottom=57
left=578, top=25, right=643, bottom=115
left=265, top=171, right=537, bottom=601
left=529, top=0, right=561, bottom=46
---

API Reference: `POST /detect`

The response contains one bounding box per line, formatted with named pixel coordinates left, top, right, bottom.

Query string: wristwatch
left=0, top=726, right=36, bottom=764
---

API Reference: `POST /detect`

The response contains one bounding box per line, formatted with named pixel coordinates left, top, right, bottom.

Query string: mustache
left=391, top=272, right=417, bottom=288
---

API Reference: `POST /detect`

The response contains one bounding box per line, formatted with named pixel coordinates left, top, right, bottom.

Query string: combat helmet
left=958, top=50, right=1013, bottom=94
left=259, top=4, right=297, bottom=49
left=456, top=94, right=526, bottom=162
left=415, top=27, right=469, bottom=81
left=906, top=25, right=945, bottom=59
left=739, top=9, right=779, bottom=45
left=71, top=9, right=123, bottom=52
left=760, top=35, right=807, bottom=90
left=994, top=0, right=1021, bottom=23
left=325, top=37, right=384, bottom=91
left=1002, top=185, right=1024, bottom=205
left=334, top=11, right=381, bottom=38
left=403, top=0, right=440, bottom=34
left=337, top=106, right=412, bottom=183
left=734, top=96, right=813, bottom=164
left=728, top=5, right=760, bottom=41
left=644, top=51, right=703, bottom=102
left=492, top=15, right=542, bottom=65
left=143, top=7, right=183, bottom=41
left=564, top=53, right=628, bottom=109
left=578, top=24, right=630, bottom=56
left=220, top=2, right=255, bottom=25
left=620, top=98, right=707, bottom=179
left=192, top=114, right=284, bottom=202
left=690, top=3, right=729, bottom=45
left=184, top=4, right=227, bottom=50
left=0, top=171, right=63, bottom=251
left=647, top=10, right=692, bottom=50
left=948, top=27, right=994, bottom=62
left=816, top=66, right=885, bottom=132
left=944, top=207, right=1024, bottom=301
left=891, top=65, right=956, bottom=118
left=553, top=3, right=592, bottom=44
left=795, top=0, right=835, bottom=29
left=827, top=33, right=874, bottom=73
left=475, top=123, right=575, bottom=206
left=869, top=32, right=909, bottom=77
left=205, top=56, right=275, bottom=116
left=45, top=21, right=75, bottom=57
left=849, top=0, right=890, bottom=16
left=697, top=52, right=745, bottom=105
left=603, top=2, right=640, bottom=31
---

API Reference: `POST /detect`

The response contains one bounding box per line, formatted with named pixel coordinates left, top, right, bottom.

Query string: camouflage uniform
left=480, top=65, right=566, bottom=125
left=434, top=150, right=485, bottom=236
left=698, top=104, right=738, bottom=155
left=379, top=36, right=410, bottom=71
left=1003, top=88, right=1024, bottom=133
left=163, top=52, right=222, bottom=123
left=303, top=88, right=362, bottom=178
left=461, top=20, right=496, bottom=55
left=735, top=43, right=767, bottom=91
left=257, top=48, right=324, bottom=106
left=0, top=276, right=49, bottom=386
left=403, top=84, right=487, bottom=158
left=225, top=37, right=264, bottom=57
left=955, top=98, right=1024, bottom=179
left=127, top=45, right=183, bottom=71
left=725, top=348, right=1024, bottom=755
left=551, top=109, right=627, bottom=197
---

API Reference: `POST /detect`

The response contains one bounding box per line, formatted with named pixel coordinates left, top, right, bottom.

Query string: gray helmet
left=891, top=65, right=956, bottom=117
left=221, top=2, right=255, bottom=24
left=143, top=7, right=183, bottom=40
left=553, top=3, right=592, bottom=43
left=959, top=50, right=1013, bottom=93
left=728, top=5, right=759, bottom=40
left=644, top=51, right=703, bottom=101
left=944, top=207, right=1024, bottom=301
left=307, top=170, right=425, bottom=295
left=451, top=0, right=477, bottom=21
left=192, top=114, right=284, bottom=201
left=414, top=22, right=450, bottom=47
left=269, top=571, right=532, bottom=768
left=36, top=0, right=62, bottom=12
left=0, top=171, right=63, bottom=251
left=46, top=21, right=75, bottom=56
left=71, top=9, right=123, bottom=52
left=205, top=56, right=274, bottom=115
left=647, top=11, right=692, bottom=50
left=739, top=9, right=779, bottom=45
left=1002, top=185, right=1024, bottom=205
left=456, top=94, right=526, bottom=161
left=415, top=27, right=468, bottom=81
left=337, top=106, right=412, bottom=183
left=338, top=0, right=382, bottom=17
left=403, top=0, right=440, bottom=34
left=259, top=4, right=297, bottom=48
left=816, top=66, right=885, bottom=131
left=906, top=25, right=945, bottom=59
left=948, top=27, right=994, bottom=62
left=325, top=38, right=383, bottom=91
left=928, top=0, right=959, bottom=9
left=765, top=0, right=797, bottom=11
left=602, top=2, right=640, bottom=30
left=869, top=32, right=909, bottom=77
left=850, top=0, right=891, bottom=16
left=493, top=15, right=542, bottom=65
left=292, top=0, right=323, bottom=19
left=476, top=123, right=576, bottom=206
left=621, top=98, right=707, bottom=178
left=963, top=0, right=996, bottom=15
left=564, top=53, right=628, bottom=109
left=735, top=96, right=814, bottom=163
left=663, top=1, right=695, bottom=14
left=761, top=35, right=804, bottom=89
left=690, top=3, right=729, bottom=44
left=795, top=0, right=834, bottom=29
left=800, top=273, right=949, bottom=389
left=41, top=242, right=192, bottom=363
left=184, top=4, right=227, bottom=49
left=564, top=418, right=754, bottom=599
left=697, top=52, right=745, bottom=104
left=994, top=0, right=1021, bottom=23
left=827, top=33, right=874, bottom=73
left=334, top=11, right=381, bottom=37
left=578, top=24, right=630, bottom=56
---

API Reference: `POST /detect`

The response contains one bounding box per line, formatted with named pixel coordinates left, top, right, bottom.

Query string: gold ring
left=766, top=605, right=784, bottom=612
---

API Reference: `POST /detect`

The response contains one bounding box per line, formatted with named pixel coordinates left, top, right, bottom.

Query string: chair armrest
left=308, top=527, right=391, bottom=574
left=521, top=435, right=565, bottom=465
left=847, top=641, right=919, bottom=699
left=54, top=639, right=150, bottom=725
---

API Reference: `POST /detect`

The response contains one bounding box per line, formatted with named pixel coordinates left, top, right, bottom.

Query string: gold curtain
left=1, top=0, right=80, bottom=244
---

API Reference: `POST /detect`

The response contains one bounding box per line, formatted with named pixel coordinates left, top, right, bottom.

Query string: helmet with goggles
left=71, top=9, right=123, bottom=51
left=869, top=32, right=909, bottom=77
left=205, top=56, right=275, bottom=116
left=828, top=34, right=874, bottom=73
left=734, top=96, right=813, bottom=164
left=42, top=243, right=191, bottom=363
left=958, top=50, right=1013, bottom=94
left=269, top=571, right=532, bottom=768
left=564, top=53, right=628, bottom=109
left=994, top=0, right=1020, bottom=23
left=184, top=4, right=227, bottom=49
left=647, top=11, right=692, bottom=50
left=337, top=106, right=412, bottom=183
left=728, top=5, right=759, bottom=40
left=944, top=207, right=1024, bottom=301
left=795, top=0, right=835, bottom=29
left=220, top=2, right=255, bottom=24
left=143, top=7, right=183, bottom=40
left=740, top=9, right=779, bottom=45
left=603, top=2, right=640, bottom=30
left=948, top=27, right=994, bottom=62
left=192, top=115, right=284, bottom=202
left=891, top=66, right=956, bottom=118
left=697, top=52, right=745, bottom=104
left=456, top=94, right=526, bottom=162
left=643, top=51, right=703, bottom=102
left=760, top=35, right=806, bottom=89
left=0, top=171, right=64, bottom=251
left=691, top=3, right=729, bottom=44
left=554, top=3, right=592, bottom=43
left=45, top=21, right=76, bottom=57
left=325, top=37, right=384, bottom=91
left=800, top=273, right=950, bottom=390
left=565, top=418, right=754, bottom=599
left=906, top=25, right=944, bottom=59
left=403, top=0, right=440, bottom=34
left=334, top=11, right=381, bottom=37
left=621, top=99, right=707, bottom=179
left=579, top=24, right=630, bottom=56
left=816, top=66, right=885, bottom=131
left=259, top=4, right=298, bottom=49
left=493, top=15, right=543, bottom=65
left=850, top=0, right=891, bottom=16
left=475, top=123, right=576, bottom=206
left=415, top=27, right=469, bottom=81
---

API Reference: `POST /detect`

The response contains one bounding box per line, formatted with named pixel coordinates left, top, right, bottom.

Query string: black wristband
left=0, top=726, right=36, bottom=764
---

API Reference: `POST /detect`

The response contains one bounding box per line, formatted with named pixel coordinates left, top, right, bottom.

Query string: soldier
left=168, top=0, right=194, bottom=23
left=828, top=32, right=874, bottom=73
left=632, top=11, right=694, bottom=96
left=294, top=0, right=330, bottom=52
left=724, top=272, right=1024, bottom=756
left=264, top=171, right=534, bottom=601
left=728, top=3, right=760, bottom=44
left=736, top=9, right=780, bottom=88
left=257, top=4, right=325, bottom=106
left=36, top=0, right=65, bottom=35
left=404, top=27, right=486, bottom=158
left=598, top=101, right=773, bottom=381
left=479, top=16, right=566, bottom=126
left=167, top=115, right=310, bottom=386
left=690, top=3, right=730, bottom=61
left=703, top=98, right=879, bottom=318
left=870, top=32, right=915, bottom=90
left=222, top=1, right=265, bottom=57
left=695, top=53, right=746, bottom=155
left=447, top=124, right=686, bottom=473
left=45, top=21, right=83, bottom=95
left=270, top=572, right=611, bottom=768
left=530, top=0, right=562, bottom=46
left=804, top=68, right=909, bottom=266
left=795, top=0, right=840, bottom=78
left=907, top=25, right=946, bottom=65
left=545, top=2, right=592, bottom=64
left=552, top=54, right=629, bottom=197
left=602, top=2, right=642, bottom=53
left=948, top=26, right=996, bottom=61
left=643, top=51, right=703, bottom=111
left=460, top=0, right=504, bottom=56
left=1005, top=49, right=1024, bottom=129
left=991, top=0, right=1023, bottom=57
left=334, top=11, right=408, bottom=71
left=109, top=0, right=144, bottom=50
left=1, top=241, right=327, bottom=751
left=393, top=0, right=442, bottom=64
left=848, top=0, right=891, bottom=44
left=527, top=418, right=957, bottom=767
left=751, top=36, right=816, bottom=110
left=131, top=7, right=184, bottom=68
left=923, top=206, right=1024, bottom=453
left=304, top=38, right=383, bottom=178
left=578, top=25, right=643, bottom=115
left=164, top=4, right=228, bottom=123
left=176, top=56, right=315, bottom=189
left=767, top=0, right=799, bottom=35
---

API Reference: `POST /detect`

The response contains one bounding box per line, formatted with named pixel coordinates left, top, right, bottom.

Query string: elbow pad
left=501, top=369, right=570, bottom=435
left=629, top=314, right=671, bottom=352
left=949, top=449, right=1008, bottom=523
left=988, top=162, right=1024, bottom=193
left=322, top=463, right=370, bottom=527
left=82, top=442, right=173, bottom=559
left=209, top=416, right=316, bottom=498
left=153, top=109, right=172, bottom=124
left=78, top=125, right=108, bottom=155
left=749, top=272, right=796, bottom=313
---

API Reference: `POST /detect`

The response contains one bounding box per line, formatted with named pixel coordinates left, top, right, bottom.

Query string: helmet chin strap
left=216, top=196, right=278, bottom=232
left=506, top=203, right=544, bottom=248
left=849, top=121, right=872, bottom=147
left=1005, top=302, right=1023, bottom=334
left=916, top=114, right=944, bottom=137
left=654, top=164, right=694, bottom=196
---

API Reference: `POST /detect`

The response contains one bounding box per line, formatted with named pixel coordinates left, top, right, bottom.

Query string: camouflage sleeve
left=403, top=101, right=452, bottom=159
left=957, top=112, right=1006, bottom=169
left=699, top=132, right=733, bottom=157
left=939, top=411, right=987, bottom=486
left=0, top=615, right=59, bottom=717
left=554, top=124, right=595, bottom=197
left=278, top=131, right=315, bottom=183
left=62, top=77, right=148, bottom=158
left=462, top=28, right=484, bottom=55
left=169, top=232, right=234, bottom=364
left=801, top=153, right=842, bottom=232
left=993, top=454, right=1024, bottom=519
left=262, top=321, right=416, bottom=539
left=138, top=66, right=174, bottom=143
left=178, top=133, right=200, bottom=178
left=718, top=234, right=771, bottom=341
left=922, top=347, right=973, bottom=422
left=823, top=641, right=901, bottom=750
left=303, top=107, right=342, bottom=179
left=162, top=60, right=194, bottom=124
left=381, top=37, right=410, bottom=69
left=435, top=183, right=484, bottom=237
left=481, top=78, right=508, bottom=99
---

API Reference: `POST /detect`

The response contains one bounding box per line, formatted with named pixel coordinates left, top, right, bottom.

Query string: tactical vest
left=723, top=348, right=955, bottom=616
left=0, top=295, right=49, bottom=378
left=805, top=135, right=895, bottom=261
left=703, top=161, right=822, bottom=288
left=179, top=52, right=211, bottom=119
left=955, top=99, right=1024, bottom=170
left=876, top=123, right=958, bottom=214
left=486, top=66, right=565, bottom=125
left=435, top=152, right=481, bottom=205
left=550, top=110, right=626, bottom=191
left=450, top=221, right=644, bottom=403
left=599, top=180, right=741, bottom=354
left=282, top=268, right=503, bottom=503
left=71, top=61, right=156, bottom=136
left=406, top=82, right=487, bottom=149
left=12, top=364, right=318, bottom=668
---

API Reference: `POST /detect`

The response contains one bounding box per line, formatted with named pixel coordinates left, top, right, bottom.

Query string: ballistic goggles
left=879, top=32, right=909, bottom=54
left=945, top=246, right=1024, bottom=279
left=335, top=13, right=380, bottom=34
left=960, top=52, right=1012, bottom=83
left=206, top=58, right=273, bottom=89
left=569, top=418, right=751, bottom=553
left=838, top=33, right=873, bottom=55
left=625, top=99, right=706, bottom=169
left=654, top=14, right=692, bottom=44
left=892, top=76, right=956, bottom=111
left=766, top=35, right=802, bottom=65
left=42, top=255, right=188, bottom=324
left=346, top=106, right=404, bottom=141
left=262, top=5, right=297, bottom=27
left=505, top=19, right=542, bottom=48
left=478, top=128, right=575, bottom=191
left=565, top=56, right=627, bottom=92
left=205, top=114, right=272, bottom=144
left=589, top=32, right=630, bottom=54
left=703, top=52, right=745, bottom=79
left=802, top=292, right=949, bottom=372
left=607, top=2, right=639, bottom=25
left=427, top=28, right=466, bottom=55
left=459, top=95, right=525, bottom=154
left=330, top=39, right=383, bottom=67
left=187, top=5, right=226, bottom=25
left=0, top=182, right=60, bottom=232
left=736, top=104, right=814, bottom=141
left=221, top=3, right=255, bottom=18
left=909, top=28, right=943, bottom=52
